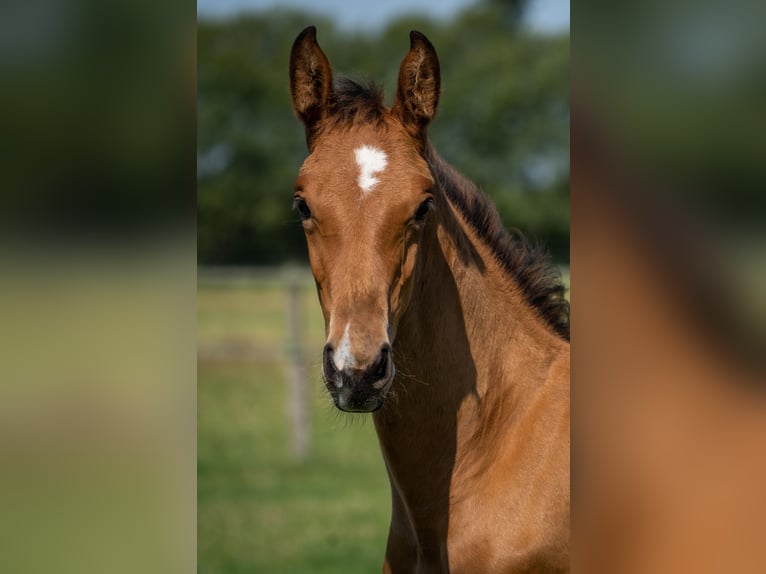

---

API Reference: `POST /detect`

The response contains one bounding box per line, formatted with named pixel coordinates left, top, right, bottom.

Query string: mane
left=323, top=77, right=387, bottom=129
left=426, top=146, right=570, bottom=340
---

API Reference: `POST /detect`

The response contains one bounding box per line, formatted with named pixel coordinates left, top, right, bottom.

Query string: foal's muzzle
left=322, top=343, right=394, bottom=412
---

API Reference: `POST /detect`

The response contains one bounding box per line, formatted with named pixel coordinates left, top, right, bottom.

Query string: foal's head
left=289, top=26, right=441, bottom=412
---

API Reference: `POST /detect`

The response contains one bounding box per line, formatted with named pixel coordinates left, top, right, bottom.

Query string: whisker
left=391, top=348, right=430, bottom=388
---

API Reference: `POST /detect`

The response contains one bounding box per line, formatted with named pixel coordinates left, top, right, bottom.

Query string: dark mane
left=426, top=146, right=570, bottom=340
left=324, top=77, right=387, bottom=129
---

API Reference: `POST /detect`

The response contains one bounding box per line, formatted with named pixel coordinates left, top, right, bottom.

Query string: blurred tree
left=198, top=1, right=569, bottom=264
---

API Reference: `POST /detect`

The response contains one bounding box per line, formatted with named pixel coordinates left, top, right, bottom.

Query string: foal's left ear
left=392, top=31, right=441, bottom=139
left=289, top=26, right=333, bottom=150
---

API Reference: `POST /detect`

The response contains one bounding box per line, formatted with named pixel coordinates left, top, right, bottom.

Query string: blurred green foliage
left=198, top=2, right=569, bottom=264
left=576, top=0, right=766, bottom=230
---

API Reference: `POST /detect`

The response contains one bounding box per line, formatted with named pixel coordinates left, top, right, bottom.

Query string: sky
left=197, top=0, right=570, bottom=34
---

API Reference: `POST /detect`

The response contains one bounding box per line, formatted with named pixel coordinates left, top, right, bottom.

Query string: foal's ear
left=392, top=31, right=441, bottom=139
left=289, top=26, right=333, bottom=150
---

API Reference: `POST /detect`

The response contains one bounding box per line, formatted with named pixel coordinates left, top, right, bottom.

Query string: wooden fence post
left=286, top=272, right=310, bottom=460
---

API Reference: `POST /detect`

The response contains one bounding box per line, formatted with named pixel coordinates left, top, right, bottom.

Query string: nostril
left=380, top=344, right=391, bottom=365
left=371, top=344, right=391, bottom=380
left=323, top=344, right=338, bottom=376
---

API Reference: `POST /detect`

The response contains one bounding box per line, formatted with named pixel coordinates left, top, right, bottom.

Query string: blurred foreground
left=573, top=2, right=766, bottom=568
left=0, top=245, right=196, bottom=574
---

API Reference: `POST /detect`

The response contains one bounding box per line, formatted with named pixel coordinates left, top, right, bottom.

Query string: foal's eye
left=413, top=198, right=434, bottom=224
left=293, top=196, right=312, bottom=220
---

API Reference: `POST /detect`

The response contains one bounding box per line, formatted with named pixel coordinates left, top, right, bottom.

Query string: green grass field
left=198, top=267, right=570, bottom=573
left=198, top=273, right=390, bottom=574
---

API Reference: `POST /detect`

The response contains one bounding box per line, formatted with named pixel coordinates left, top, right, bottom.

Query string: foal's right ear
left=289, top=26, right=333, bottom=150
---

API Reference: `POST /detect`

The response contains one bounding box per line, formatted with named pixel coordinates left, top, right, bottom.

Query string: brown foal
left=289, top=26, right=570, bottom=573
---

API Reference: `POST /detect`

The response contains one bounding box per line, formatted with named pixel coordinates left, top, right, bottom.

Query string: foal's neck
left=372, top=149, right=569, bottom=560
left=377, top=153, right=565, bottom=438
left=420, top=217, right=555, bottom=398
